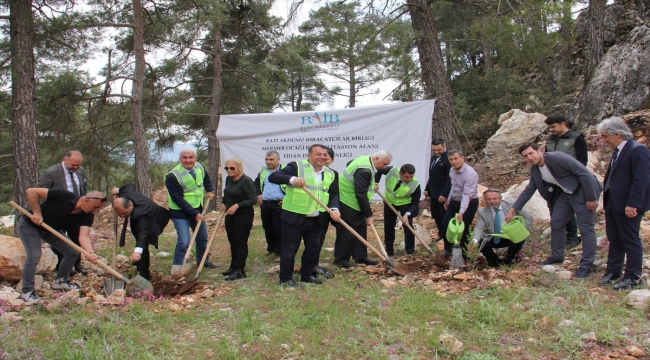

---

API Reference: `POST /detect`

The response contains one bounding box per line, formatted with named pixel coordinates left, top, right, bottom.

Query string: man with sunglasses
left=16, top=188, right=104, bottom=303
left=166, top=149, right=217, bottom=272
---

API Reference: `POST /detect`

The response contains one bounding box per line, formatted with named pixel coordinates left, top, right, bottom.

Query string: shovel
left=104, top=207, right=125, bottom=296
left=369, top=223, right=389, bottom=259
left=171, top=198, right=210, bottom=277
left=9, top=201, right=153, bottom=296
left=301, top=187, right=411, bottom=276
left=376, top=190, right=435, bottom=255
left=177, top=211, right=225, bottom=294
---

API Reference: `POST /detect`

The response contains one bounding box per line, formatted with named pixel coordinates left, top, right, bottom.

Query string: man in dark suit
left=424, top=139, right=451, bottom=240
left=506, top=143, right=602, bottom=279
left=473, top=189, right=532, bottom=267
left=38, top=150, right=89, bottom=274
left=112, top=184, right=171, bottom=281
left=596, top=117, right=650, bottom=290
left=269, top=144, right=340, bottom=288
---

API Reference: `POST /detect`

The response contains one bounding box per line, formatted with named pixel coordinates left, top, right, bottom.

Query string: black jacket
left=117, top=184, right=170, bottom=249
left=426, top=151, right=452, bottom=198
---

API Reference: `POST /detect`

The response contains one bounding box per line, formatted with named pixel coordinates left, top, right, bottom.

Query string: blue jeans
left=172, top=217, right=208, bottom=265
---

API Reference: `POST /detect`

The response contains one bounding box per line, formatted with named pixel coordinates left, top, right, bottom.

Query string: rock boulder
left=484, top=110, right=547, bottom=155
left=502, top=180, right=550, bottom=222
left=0, top=234, right=57, bottom=281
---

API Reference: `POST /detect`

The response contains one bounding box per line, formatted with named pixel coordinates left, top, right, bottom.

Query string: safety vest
left=384, top=167, right=420, bottom=206
left=167, top=163, right=205, bottom=210
left=339, top=155, right=374, bottom=211
left=258, top=165, right=287, bottom=193
left=282, top=160, right=335, bottom=215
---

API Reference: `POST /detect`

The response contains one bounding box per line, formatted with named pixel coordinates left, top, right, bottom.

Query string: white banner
left=216, top=100, right=435, bottom=200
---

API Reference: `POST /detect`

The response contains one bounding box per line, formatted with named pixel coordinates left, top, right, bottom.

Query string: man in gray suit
left=473, top=188, right=532, bottom=267
left=38, top=150, right=87, bottom=196
left=506, top=143, right=602, bottom=279
left=38, top=150, right=89, bottom=274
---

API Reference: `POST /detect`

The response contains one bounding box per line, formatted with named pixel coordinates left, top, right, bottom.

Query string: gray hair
left=597, top=117, right=633, bottom=140
left=178, top=148, right=197, bottom=159
left=483, top=188, right=502, bottom=198
left=448, top=149, right=464, bottom=157
left=372, top=150, right=393, bottom=161
left=265, top=150, right=280, bottom=159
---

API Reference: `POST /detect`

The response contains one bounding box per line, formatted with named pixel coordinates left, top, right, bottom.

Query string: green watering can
left=446, top=215, right=465, bottom=245
left=491, top=215, right=529, bottom=243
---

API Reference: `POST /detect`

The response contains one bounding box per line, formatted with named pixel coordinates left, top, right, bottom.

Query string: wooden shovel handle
left=182, top=198, right=211, bottom=262
left=369, top=223, right=388, bottom=258
left=300, top=187, right=387, bottom=262
left=195, top=210, right=225, bottom=275
left=375, top=190, right=434, bottom=254
left=9, top=201, right=130, bottom=283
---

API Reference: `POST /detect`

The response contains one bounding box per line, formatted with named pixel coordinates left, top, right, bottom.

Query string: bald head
left=112, top=197, right=133, bottom=218
left=63, top=150, right=83, bottom=172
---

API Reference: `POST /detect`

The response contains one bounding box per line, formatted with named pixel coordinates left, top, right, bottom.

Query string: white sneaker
left=21, top=291, right=41, bottom=303
left=52, top=279, right=82, bottom=291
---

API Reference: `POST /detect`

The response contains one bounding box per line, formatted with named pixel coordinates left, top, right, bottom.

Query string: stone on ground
left=0, top=235, right=57, bottom=281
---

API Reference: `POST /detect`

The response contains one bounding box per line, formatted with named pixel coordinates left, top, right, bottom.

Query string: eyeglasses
left=224, top=167, right=236, bottom=171
left=87, top=197, right=108, bottom=203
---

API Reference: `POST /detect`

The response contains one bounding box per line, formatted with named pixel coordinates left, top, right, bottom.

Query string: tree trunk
left=407, top=0, right=461, bottom=150
left=130, top=0, right=152, bottom=197
left=559, top=0, right=573, bottom=73
left=208, top=28, right=223, bottom=205
left=10, top=0, right=38, bottom=213
left=296, top=74, right=303, bottom=111
left=585, top=0, right=605, bottom=83
left=481, top=21, right=493, bottom=70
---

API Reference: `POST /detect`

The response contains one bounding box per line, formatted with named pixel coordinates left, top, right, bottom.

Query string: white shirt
left=62, top=162, right=81, bottom=194
left=539, top=165, right=572, bottom=194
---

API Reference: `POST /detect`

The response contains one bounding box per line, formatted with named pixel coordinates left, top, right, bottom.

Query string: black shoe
left=386, top=251, right=394, bottom=257
left=314, top=267, right=335, bottom=279
left=355, top=258, right=379, bottom=266
left=440, top=250, right=452, bottom=257
left=334, top=260, right=354, bottom=269
left=538, top=258, right=564, bottom=266
left=301, top=275, right=323, bottom=284
left=224, top=270, right=246, bottom=281
left=74, top=263, right=88, bottom=276
left=565, top=237, right=581, bottom=250
left=597, top=272, right=621, bottom=285
left=221, top=267, right=235, bottom=276
left=573, top=267, right=592, bottom=279
left=612, top=278, right=641, bottom=291
left=280, top=279, right=301, bottom=289
left=203, top=255, right=219, bottom=269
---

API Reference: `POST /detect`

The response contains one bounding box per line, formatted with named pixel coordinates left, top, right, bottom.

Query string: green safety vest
left=282, top=160, right=335, bottom=215
left=384, top=167, right=420, bottom=206
left=259, top=165, right=287, bottom=194
left=339, top=155, right=375, bottom=211
left=167, top=163, right=205, bottom=210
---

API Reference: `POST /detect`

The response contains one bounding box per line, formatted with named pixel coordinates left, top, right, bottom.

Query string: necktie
left=430, top=157, right=438, bottom=170
left=69, top=171, right=79, bottom=195
left=493, top=208, right=501, bottom=244
left=394, top=180, right=403, bottom=192
left=611, top=147, right=619, bottom=163
left=189, top=170, right=196, bottom=179
left=119, top=217, right=129, bottom=247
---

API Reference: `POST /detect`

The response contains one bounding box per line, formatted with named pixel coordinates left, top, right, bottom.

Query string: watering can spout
left=490, top=215, right=529, bottom=243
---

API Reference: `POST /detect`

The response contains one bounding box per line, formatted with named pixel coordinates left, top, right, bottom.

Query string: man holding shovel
left=112, top=184, right=170, bottom=281
left=375, top=164, right=421, bottom=256
left=269, top=144, right=340, bottom=288
left=166, top=149, right=217, bottom=273
left=16, top=188, right=102, bottom=303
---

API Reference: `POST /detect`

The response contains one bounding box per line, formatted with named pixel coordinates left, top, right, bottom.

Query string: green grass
left=1, top=215, right=648, bottom=359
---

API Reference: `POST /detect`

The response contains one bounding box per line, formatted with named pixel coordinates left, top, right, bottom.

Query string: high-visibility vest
left=384, top=167, right=420, bottom=206
left=167, top=163, right=205, bottom=210
left=339, top=155, right=374, bottom=211
left=258, top=165, right=287, bottom=194
left=282, top=160, right=335, bottom=215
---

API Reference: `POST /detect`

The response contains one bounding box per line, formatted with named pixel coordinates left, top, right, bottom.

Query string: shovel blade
left=176, top=278, right=199, bottom=295
left=179, top=262, right=192, bottom=277
left=125, top=275, right=154, bottom=296
left=385, top=259, right=411, bottom=276
left=103, top=277, right=125, bottom=296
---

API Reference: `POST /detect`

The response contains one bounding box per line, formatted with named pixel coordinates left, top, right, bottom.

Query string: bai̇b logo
left=301, top=112, right=339, bottom=125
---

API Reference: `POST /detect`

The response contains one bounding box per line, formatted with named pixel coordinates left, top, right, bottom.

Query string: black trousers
left=260, top=201, right=282, bottom=255
left=335, top=203, right=368, bottom=263
left=134, top=247, right=151, bottom=280
left=224, top=207, right=254, bottom=272
left=429, top=195, right=446, bottom=237
left=52, top=232, right=81, bottom=270
left=383, top=203, right=415, bottom=255
left=480, top=237, right=525, bottom=266
left=605, top=194, right=644, bottom=281
left=279, top=216, right=322, bottom=282
left=441, top=198, right=479, bottom=252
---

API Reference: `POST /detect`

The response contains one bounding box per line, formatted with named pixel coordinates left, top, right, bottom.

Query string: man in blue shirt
left=254, top=151, right=285, bottom=261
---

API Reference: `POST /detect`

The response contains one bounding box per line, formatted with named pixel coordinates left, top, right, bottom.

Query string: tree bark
left=130, top=0, right=152, bottom=197
left=407, top=0, right=460, bottom=150
left=10, top=0, right=38, bottom=212
left=208, top=27, right=223, bottom=205
left=585, top=0, right=605, bottom=83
